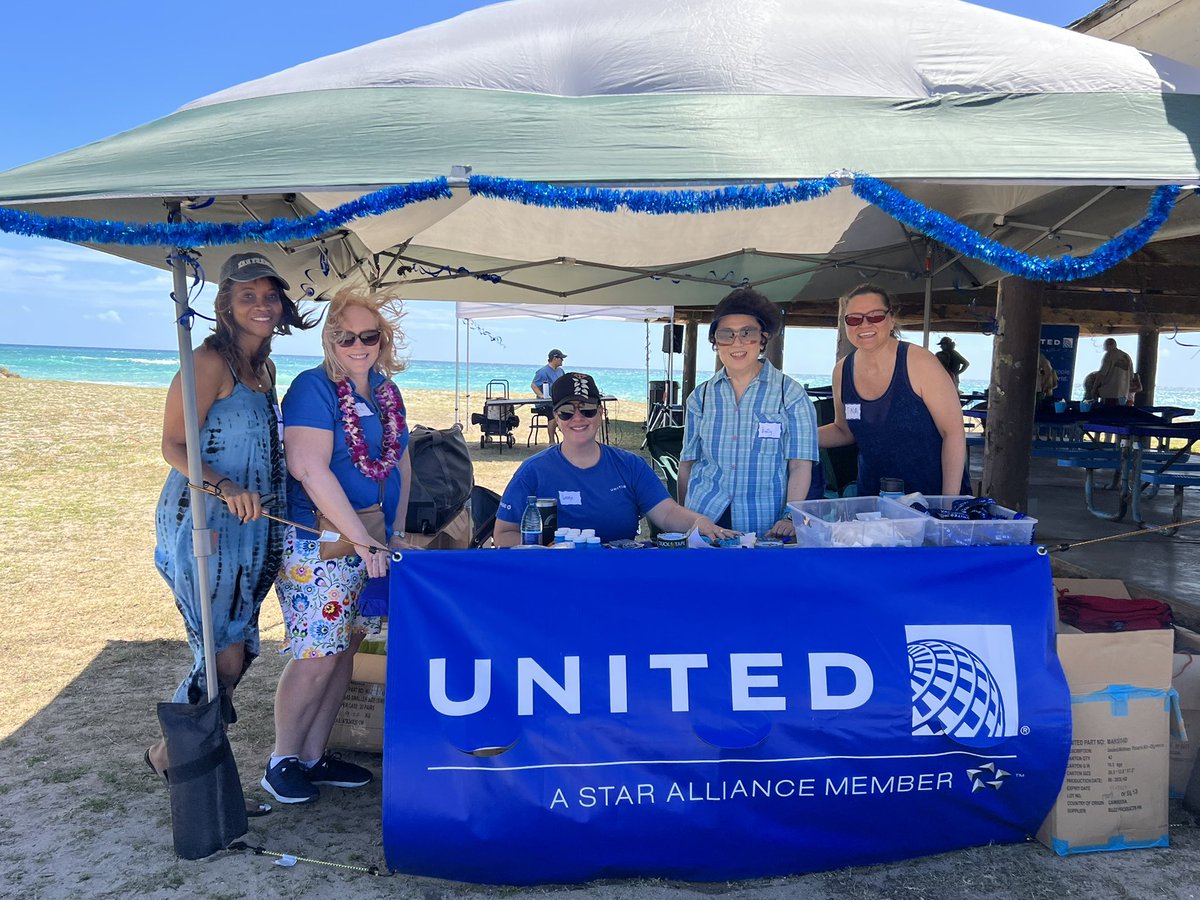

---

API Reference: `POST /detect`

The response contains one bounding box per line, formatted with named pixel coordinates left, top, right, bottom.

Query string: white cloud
left=85, top=310, right=123, bottom=323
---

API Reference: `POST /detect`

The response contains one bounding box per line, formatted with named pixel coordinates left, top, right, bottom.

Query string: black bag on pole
left=157, top=696, right=248, bottom=859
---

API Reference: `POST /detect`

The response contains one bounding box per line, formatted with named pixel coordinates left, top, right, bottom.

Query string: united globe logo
left=905, top=625, right=1019, bottom=740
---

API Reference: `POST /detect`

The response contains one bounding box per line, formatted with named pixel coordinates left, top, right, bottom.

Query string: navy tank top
left=841, top=342, right=969, bottom=497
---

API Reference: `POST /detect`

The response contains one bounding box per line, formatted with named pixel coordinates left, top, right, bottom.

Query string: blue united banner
left=382, top=546, right=1070, bottom=884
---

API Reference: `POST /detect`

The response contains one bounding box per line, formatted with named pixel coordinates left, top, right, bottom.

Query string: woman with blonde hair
left=819, top=283, right=968, bottom=497
left=261, top=288, right=413, bottom=805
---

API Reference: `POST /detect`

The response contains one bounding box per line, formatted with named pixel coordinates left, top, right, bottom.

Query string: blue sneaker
left=261, top=757, right=319, bottom=804
left=303, top=753, right=373, bottom=788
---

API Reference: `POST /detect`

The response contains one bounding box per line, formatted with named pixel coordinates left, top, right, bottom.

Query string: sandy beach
left=2, top=378, right=1199, bottom=899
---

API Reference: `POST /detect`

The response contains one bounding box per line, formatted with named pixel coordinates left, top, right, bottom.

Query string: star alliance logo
left=967, top=761, right=1011, bottom=792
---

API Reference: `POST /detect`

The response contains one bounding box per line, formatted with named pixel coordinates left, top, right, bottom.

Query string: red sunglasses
left=843, top=310, right=891, bottom=327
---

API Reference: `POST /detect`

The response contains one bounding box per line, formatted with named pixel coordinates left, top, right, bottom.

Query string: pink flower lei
left=336, top=378, right=406, bottom=480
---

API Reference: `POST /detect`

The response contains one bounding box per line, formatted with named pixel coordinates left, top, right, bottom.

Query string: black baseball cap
left=551, top=372, right=601, bottom=412
left=218, top=252, right=291, bottom=290
left=548, top=349, right=567, bottom=361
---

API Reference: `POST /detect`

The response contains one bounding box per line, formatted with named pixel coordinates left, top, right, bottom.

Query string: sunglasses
left=713, top=326, right=763, bottom=346
left=555, top=403, right=600, bottom=421
left=332, top=329, right=382, bottom=348
left=843, top=310, right=891, bottom=327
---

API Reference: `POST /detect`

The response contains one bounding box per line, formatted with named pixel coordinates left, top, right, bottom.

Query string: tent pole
left=922, top=242, right=933, bottom=349
left=454, top=316, right=461, bottom=426
left=168, top=204, right=218, bottom=704
left=465, top=320, right=472, bottom=434
left=644, top=321, right=651, bottom=426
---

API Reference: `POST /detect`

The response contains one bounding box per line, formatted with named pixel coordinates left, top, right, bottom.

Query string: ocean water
left=2, top=343, right=1198, bottom=414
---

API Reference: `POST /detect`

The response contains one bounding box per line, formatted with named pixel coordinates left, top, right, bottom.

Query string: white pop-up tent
left=2, top=0, right=1200, bottom=311
left=453, top=302, right=675, bottom=427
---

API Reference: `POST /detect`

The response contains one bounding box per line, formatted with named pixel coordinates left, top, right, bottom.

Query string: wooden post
left=1136, top=327, right=1158, bottom=406
left=682, top=321, right=698, bottom=403
left=981, top=278, right=1044, bottom=512
left=765, top=325, right=785, bottom=370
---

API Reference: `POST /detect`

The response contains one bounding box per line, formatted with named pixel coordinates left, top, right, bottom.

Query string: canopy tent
left=453, top=302, right=676, bottom=426
left=2, top=0, right=1200, bottom=314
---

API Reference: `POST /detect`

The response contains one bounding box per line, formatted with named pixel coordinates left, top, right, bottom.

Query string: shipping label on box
left=1037, top=629, right=1177, bottom=855
left=328, top=652, right=387, bottom=754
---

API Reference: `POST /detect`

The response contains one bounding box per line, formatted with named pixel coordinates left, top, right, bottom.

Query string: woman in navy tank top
left=818, top=284, right=969, bottom=497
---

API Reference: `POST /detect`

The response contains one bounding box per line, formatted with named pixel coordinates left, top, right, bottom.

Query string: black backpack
left=405, top=424, right=475, bottom=535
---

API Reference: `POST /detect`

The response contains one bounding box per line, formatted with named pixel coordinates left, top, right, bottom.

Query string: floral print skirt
left=275, top=526, right=382, bottom=659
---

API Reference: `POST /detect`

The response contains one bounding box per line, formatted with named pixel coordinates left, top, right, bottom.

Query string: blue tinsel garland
left=0, top=171, right=1182, bottom=283
left=468, top=174, right=841, bottom=213
left=851, top=175, right=1181, bottom=283
left=0, top=178, right=451, bottom=247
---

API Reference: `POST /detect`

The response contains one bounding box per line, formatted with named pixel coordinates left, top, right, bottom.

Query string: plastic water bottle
left=520, top=495, right=543, bottom=546
left=879, top=477, right=905, bottom=501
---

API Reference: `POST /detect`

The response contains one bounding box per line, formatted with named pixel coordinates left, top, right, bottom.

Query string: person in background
left=530, top=349, right=567, bottom=444
left=261, top=288, right=412, bottom=805
left=150, top=252, right=316, bottom=815
left=677, top=288, right=820, bottom=539
left=935, top=336, right=970, bottom=390
left=819, top=283, right=969, bottom=497
left=494, top=372, right=733, bottom=545
left=1037, top=351, right=1058, bottom=404
left=1127, top=371, right=1143, bottom=407
left=1095, top=337, right=1133, bottom=406
left=1083, top=370, right=1101, bottom=403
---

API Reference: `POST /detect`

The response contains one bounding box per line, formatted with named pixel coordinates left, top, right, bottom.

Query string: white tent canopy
left=2, top=0, right=1200, bottom=309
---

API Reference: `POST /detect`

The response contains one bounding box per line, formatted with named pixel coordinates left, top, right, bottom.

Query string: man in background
left=531, top=349, right=567, bottom=444
left=1095, top=338, right=1133, bottom=406
left=1037, top=351, right=1058, bottom=404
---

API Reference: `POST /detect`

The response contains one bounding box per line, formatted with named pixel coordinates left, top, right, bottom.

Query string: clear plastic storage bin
left=787, top=497, right=928, bottom=548
left=912, top=495, right=1037, bottom=547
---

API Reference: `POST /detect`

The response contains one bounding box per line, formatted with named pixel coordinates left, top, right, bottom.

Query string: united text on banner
left=382, top=546, right=1070, bottom=884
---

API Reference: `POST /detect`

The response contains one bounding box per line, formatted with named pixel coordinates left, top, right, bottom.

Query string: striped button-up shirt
left=680, top=361, right=818, bottom=535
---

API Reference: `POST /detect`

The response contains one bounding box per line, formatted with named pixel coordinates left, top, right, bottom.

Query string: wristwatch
left=393, top=530, right=407, bottom=540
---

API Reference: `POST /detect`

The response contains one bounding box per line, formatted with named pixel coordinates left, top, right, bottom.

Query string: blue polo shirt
left=498, top=445, right=669, bottom=542
left=532, top=364, right=565, bottom=396
left=281, top=366, right=409, bottom=535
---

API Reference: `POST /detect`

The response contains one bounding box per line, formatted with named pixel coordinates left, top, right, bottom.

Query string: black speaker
left=662, top=323, right=684, bottom=354
left=649, top=380, right=680, bottom=405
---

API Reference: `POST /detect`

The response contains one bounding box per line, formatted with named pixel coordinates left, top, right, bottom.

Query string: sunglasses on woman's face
left=843, top=309, right=890, bottom=327
left=332, top=329, right=382, bottom=348
left=555, top=403, right=600, bottom=421
left=713, top=326, right=763, bottom=346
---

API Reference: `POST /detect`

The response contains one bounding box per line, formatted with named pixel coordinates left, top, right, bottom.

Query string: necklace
left=336, top=378, right=405, bottom=480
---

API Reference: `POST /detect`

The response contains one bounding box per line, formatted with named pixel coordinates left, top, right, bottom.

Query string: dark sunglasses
left=332, top=329, right=382, bottom=348
left=555, top=403, right=600, bottom=421
left=713, top=326, right=763, bottom=346
left=843, top=309, right=891, bottom=327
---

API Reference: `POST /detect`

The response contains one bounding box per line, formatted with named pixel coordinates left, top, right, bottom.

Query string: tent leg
left=454, top=317, right=461, bottom=426
left=168, top=212, right=218, bottom=704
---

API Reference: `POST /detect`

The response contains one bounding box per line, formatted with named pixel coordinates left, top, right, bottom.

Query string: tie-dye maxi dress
left=154, top=380, right=285, bottom=703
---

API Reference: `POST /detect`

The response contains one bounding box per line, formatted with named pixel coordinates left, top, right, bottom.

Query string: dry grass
left=2, top=379, right=1199, bottom=899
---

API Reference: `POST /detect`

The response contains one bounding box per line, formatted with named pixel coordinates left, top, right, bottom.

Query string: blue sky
left=3, top=0, right=1190, bottom=386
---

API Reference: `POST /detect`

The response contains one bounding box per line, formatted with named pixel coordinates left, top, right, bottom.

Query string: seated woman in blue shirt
left=494, top=372, right=733, bottom=546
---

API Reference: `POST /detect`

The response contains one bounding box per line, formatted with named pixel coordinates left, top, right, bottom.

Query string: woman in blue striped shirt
left=677, top=289, right=820, bottom=538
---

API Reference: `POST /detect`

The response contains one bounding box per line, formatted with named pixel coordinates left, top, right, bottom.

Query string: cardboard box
left=1038, top=629, right=1176, bottom=855
left=1171, top=626, right=1200, bottom=800
left=328, top=652, right=387, bottom=754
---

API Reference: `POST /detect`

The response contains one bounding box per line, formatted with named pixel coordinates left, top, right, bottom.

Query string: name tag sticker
left=559, top=491, right=583, bottom=506
left=846, top=403, right=862, bottom=421
left=354, top=401, right=375, bottom=417
left=757, top=421, right=782, bottom=439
